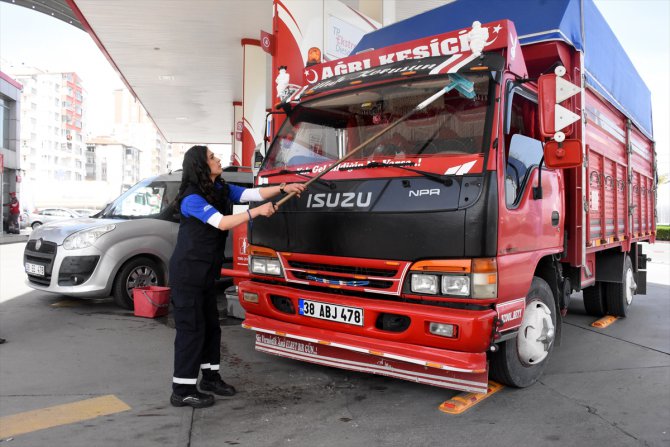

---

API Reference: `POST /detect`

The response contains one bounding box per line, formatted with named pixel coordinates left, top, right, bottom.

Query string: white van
left=23, top=169, right=253, bottom=309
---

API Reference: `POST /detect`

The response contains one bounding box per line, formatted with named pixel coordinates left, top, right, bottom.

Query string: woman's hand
left=283, top=183, right=306, bottom=197
left=253, top=202, right=277, bottom=218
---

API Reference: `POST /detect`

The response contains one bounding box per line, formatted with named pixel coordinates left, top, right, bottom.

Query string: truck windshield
left=263, top=73, right=491, bottom=171
left=100, top=177, right=178, bottom=219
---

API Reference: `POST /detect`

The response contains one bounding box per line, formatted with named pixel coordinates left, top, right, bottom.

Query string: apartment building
left=13, top=69, right=86, bottom=183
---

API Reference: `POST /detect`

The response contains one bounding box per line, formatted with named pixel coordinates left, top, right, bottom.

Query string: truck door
left=499, top=85, right=564, bottom=266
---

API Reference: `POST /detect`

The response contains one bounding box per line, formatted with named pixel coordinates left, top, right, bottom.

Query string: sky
left=0, top=0, right=668, bottom=176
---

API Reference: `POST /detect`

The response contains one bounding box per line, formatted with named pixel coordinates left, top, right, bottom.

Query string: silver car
left=23, top=169, right=252, bottom=309
left=28, top=208, right=81, bottom=229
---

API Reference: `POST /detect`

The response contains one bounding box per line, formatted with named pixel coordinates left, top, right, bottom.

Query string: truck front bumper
left=243, top=314, right=489, bottom=393
left=239, top=280, right=493, bottom=393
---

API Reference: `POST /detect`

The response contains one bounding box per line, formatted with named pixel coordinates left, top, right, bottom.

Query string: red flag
left=260, top=30, right=274, bottom=55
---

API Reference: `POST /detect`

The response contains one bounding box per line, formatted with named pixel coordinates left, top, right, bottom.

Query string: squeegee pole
left=275, top=83, right=453, bottom=208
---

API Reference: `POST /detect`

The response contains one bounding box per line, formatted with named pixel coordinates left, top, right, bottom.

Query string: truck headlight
left=407, top=258, right=497, bottom=299
left=411, top=274, right=438, bottom=294
left=250, top=256, right=283, bottom=276
left=441, top=275, right=470, bottom=296
left=63, top=224, right=116, bottom=250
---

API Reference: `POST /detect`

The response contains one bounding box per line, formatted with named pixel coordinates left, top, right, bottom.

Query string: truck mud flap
left=243, top=315, right=489, bottom=394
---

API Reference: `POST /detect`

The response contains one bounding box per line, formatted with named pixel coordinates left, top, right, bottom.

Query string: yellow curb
left=591, top=315, right=619, bottom=328
left=439, top=381, right=504, bottom=415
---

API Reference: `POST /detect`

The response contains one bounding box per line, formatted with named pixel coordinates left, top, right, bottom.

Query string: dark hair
left=176, top=145, right=226, bottom=208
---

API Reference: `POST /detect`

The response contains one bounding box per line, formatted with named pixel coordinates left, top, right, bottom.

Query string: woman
left=169, top=145, right=304, bottom=408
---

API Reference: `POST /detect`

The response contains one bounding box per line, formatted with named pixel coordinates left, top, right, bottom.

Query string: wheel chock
left=438, top=381, right=504, bottom=414
left=591, top=315, right=618, bottom=328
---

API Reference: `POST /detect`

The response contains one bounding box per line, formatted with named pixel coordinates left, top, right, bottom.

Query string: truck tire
left=582, top=282, right=607, bottom=317
left=604, top=256, right=634, bottom=317
left=112, top=257, right=164, bottom=310
left=490, top=277, right=556, bottom=388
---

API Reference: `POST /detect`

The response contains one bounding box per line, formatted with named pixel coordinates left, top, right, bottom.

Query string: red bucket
left=133, top=286, right=170, bottom=318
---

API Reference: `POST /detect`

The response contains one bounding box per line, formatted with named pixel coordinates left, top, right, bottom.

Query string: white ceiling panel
left=74, top=0, right=273, bottom=144
left=70, top=0, right=450, bottom=144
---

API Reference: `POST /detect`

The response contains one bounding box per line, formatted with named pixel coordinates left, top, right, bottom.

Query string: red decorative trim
left=0, top=71, right=22, bottom=90
left=346, top=5, right=379, bottom=30
left=276, top=0, right=302, bottom=35
left=65, top=0, right=169, bottom=142
left=241, top=38, right=261, bottom=47
left=233, top=101, right=242, bottom=106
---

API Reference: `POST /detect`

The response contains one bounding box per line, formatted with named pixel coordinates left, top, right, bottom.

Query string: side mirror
left=543, top=139, right=582, bottom=169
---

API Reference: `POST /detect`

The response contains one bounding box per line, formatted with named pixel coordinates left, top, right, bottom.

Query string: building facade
left=87, top=136, right=141, bottom=193
left=1, top=70, right=22, bottom=230
left=12, top=69, right=86, bottom=183
left=112, top=88, right=168, bottom=178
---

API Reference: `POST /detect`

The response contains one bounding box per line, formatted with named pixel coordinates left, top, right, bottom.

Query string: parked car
left=72, top=208, right=101, bottom=218
left=28, top=208, right=81, bottom=229
left=23, top=169, right=253, bottom=309
left=19, top=210, right=30, bottom=229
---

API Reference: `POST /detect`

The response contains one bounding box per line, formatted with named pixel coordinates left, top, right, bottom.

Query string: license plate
left=298, top=299, right=363, bottom=326
left=25, top=262, right=45, bottom=276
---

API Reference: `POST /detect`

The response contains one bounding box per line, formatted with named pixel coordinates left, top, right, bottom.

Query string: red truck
left=237, top=1, right=656, bottom=393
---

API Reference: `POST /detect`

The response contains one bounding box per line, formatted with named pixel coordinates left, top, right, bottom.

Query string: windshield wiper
left=263, top=168, right=335, bottom=189
left=347, top=161, right=453, bottom=186
left=263, top=167, right=312, bottom=177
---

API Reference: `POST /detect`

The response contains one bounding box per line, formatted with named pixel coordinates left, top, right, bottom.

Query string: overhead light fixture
left=158, top=75, right=174, bottom=81
left=175, top=116, right=189, bottom=121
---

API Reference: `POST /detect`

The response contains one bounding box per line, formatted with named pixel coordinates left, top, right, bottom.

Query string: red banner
left=260, top=30, right=274, bottom=55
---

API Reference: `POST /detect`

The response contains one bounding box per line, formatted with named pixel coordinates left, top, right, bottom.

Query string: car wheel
left=490, top=277, right=557, bottom=388
left=112, top=257, right=164, bottom=310
left=604, top=256, right=635, bottom=317
left=582, top=282, right=607, bottom=317
left=31, top=221, right=42, bottom=229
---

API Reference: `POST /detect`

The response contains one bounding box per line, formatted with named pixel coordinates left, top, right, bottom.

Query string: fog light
left=243, top=292, right=259, bottom=303
left=429, top=322, right=458, bottom=338
left=411, top=274, right=438, bottom=294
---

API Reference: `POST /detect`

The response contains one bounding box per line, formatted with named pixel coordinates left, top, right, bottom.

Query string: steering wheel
left=444, top=139, right=470, bottom=153
left=416, top=141, right=439, bottom=154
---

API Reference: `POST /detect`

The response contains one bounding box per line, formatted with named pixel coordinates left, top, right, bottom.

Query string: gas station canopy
left=6, top=0, right=448, bottom=144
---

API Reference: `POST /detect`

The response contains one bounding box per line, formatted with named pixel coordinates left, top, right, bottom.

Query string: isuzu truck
left=237, top=0, right=656, bottom=392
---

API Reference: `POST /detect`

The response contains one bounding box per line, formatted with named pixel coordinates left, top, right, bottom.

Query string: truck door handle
left=551, top=211, right=560, bottom=226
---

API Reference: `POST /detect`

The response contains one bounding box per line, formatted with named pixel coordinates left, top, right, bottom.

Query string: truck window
left=263, top=73, right=492, bottom=171
left=505, top=88, right=543, bottom=206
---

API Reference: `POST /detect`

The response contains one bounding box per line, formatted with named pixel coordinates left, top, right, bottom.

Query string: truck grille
left=26, top=239, right=57, bottom=254
left=287, top=260, right=397, bottom=277
left=280, top=252, right=410, bottom=296
left=24, top=240, right=58, bottom=286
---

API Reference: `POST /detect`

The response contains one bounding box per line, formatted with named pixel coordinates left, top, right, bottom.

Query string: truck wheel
left=490, top=277, right=556, bottom=388
left=582, top=282, right=607, bottom=317
left=112, top=257, right=164, bottom=310
left=604, top=256, right=634, bottom=317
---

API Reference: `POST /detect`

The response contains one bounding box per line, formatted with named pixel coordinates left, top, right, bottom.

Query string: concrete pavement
left=0, top=229, right=29, bottom=245
left=0, top=241, right=668, bottom=446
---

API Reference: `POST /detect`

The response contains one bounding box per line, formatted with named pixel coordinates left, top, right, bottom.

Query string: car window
left=105, top=180, right=179, bottom=218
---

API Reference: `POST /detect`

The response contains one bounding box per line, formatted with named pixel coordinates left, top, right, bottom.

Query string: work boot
left=199, top=376, right=237, bottom=396
left=170, top=391, right=215, bottom=408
